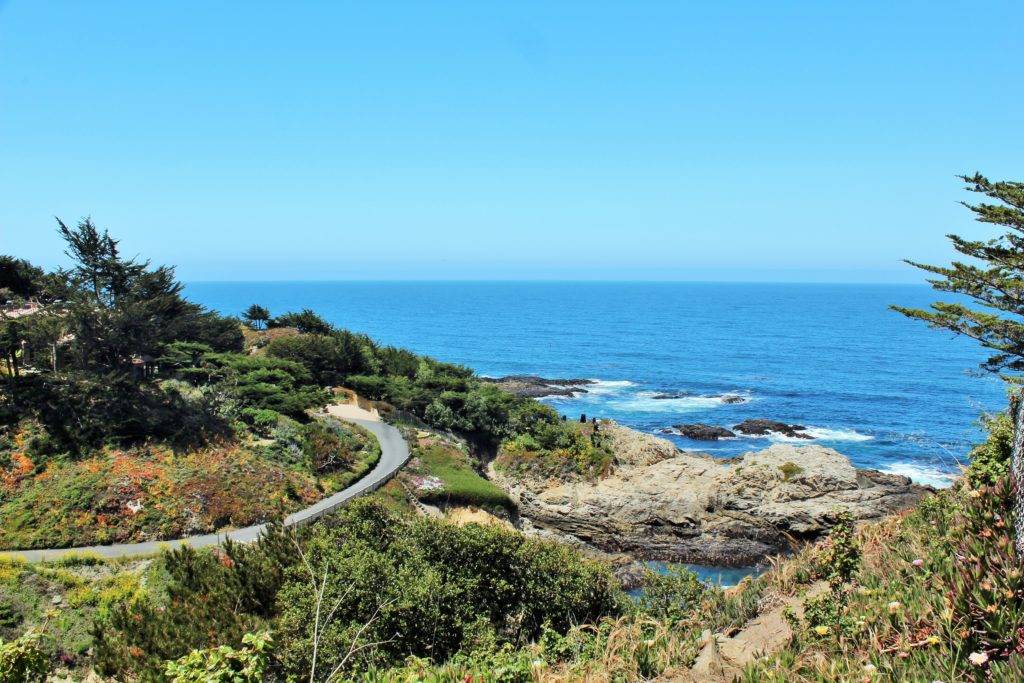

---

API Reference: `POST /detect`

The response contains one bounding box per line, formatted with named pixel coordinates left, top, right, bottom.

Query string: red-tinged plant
left=945, top=477, right=1024, bottom=668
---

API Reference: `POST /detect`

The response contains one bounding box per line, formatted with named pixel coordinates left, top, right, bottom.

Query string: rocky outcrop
left=482, top=375, right=595, bottom=398
left=492, top=423, right=929, bottom=566
left=670, top=424, right=736, bottom=440
left=733, top=419, right=811, bottom=439
left=652, top=392, right=748, bottom=404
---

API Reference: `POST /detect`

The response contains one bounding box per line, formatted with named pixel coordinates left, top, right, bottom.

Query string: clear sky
left=2, top=2, right=1021, bottom=282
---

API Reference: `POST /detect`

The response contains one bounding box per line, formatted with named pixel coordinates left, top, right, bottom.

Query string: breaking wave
left=764, top=426, right=874, bottom=443
left=881, top=461, right=958, bottom=488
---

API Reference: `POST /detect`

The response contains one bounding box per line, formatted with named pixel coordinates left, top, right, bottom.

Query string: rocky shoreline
left=490, top=421, right=929, bottom=567
left=481, top=375, right=596, bottom=398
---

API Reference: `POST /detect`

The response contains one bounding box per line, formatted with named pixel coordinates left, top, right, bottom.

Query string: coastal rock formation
left=492, top=422, right=928, bottom=566
left=734, top=419, right=811, bottom=439
left=652, top=392, right=748, bottom=404
left=482, top=375, right=595, bottom=398
left=671, top=423, right=736, bottom=440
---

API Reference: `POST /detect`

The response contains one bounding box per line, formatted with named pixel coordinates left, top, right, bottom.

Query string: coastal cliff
left=491, top=421, right=929, bottom=565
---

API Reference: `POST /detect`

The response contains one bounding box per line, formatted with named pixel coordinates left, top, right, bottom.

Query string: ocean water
left=632, top=563, right=766, bottom=591
left=186, top=281, right=1006, bottom=487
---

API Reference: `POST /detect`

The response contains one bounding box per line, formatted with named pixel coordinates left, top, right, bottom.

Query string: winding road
left=0, top=414, right=410, bottom=563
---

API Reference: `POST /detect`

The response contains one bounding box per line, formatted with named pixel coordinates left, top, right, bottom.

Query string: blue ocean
left=186, top=281, right=1006, bottom=488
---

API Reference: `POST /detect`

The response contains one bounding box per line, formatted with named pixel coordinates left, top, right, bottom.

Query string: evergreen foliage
left=242, top=304, right=271, bottom=330
left=893, top=174, right=1024, bottom=377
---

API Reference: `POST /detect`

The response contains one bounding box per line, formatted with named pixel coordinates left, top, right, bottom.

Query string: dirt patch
left=446, top=507, right=513, bottom=529
left=326, top=402, right=380, bottom=422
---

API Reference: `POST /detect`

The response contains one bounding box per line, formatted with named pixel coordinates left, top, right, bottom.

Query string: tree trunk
left=1012, top=394, right=1024, bottom=554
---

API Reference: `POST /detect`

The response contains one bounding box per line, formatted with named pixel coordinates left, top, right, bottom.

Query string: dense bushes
left=0, top=256, right=45, bottom=305
left=94, top=527, right=297, bottom=677
left=92, top=501, right=622, bottom=680
left=2, top=373, right=230, bottom=456
left=274, top=500, right=622, bottom=677
left=164, top=631, right=272, bottom=682
left=265, top=333, right=373, bottom=385
left=269, top=309, right=333, bottom=335
left=300, top=419, right=381, bottom=485
left=176, top=351, right=328, bottom=419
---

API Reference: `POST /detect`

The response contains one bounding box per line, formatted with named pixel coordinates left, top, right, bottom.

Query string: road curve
left=1, top=417, right=409, bottom=563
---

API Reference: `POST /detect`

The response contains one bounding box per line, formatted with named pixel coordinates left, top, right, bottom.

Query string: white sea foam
left=606, top=389, right=753, bottom=413
left=584, top=379, right=636, bottom=395
left=764, top=426, right=874, bottom=443
left=881, top=462, right=958, bottom=489
left=609, top=391, right=725, bottom=413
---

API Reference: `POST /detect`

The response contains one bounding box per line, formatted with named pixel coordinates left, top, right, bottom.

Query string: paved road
left=1, top=418, right=409, bottom=563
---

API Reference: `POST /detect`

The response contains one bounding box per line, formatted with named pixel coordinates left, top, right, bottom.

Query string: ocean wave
left=609, top=391, right=729, bottom=413
left=881, top=461, right=958, bottom=488
left=584, top=379, right=636, bottom=395
left=763, top=426, right=874, bottom=443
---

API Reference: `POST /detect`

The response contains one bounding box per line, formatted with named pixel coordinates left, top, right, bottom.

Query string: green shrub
left=270, top=309, right=334, bottom=335
left=239, top=408, right=280, bottom=436
left=496, top=421, right=614, bottom=481
left=93, top=525, right=298, bottom=679
left=636, top=565, right=709, bottom=625
left=265, top=333, right=362, bottom=385
left=967, top=411, right=1013, bottom=487
left=94, top=502, right=620, bottom=680
left=301, top=420, right=349, bottom=473
left=814, top=509, right=860, bottom=589
left=778, top=461, right=803, bottom=481
left=0, top=630, right=49, bottom=682
left=165, top=631, right=272, bottom=682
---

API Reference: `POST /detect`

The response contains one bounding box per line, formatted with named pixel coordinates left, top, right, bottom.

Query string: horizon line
left=183, top=278, right=932, bottom=286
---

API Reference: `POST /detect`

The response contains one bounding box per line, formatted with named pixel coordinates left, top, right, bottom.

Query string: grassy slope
left=400, top=429, right=515, bottom=512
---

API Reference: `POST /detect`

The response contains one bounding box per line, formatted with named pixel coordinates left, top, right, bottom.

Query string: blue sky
left=2, top=2, right=1021, bottom=282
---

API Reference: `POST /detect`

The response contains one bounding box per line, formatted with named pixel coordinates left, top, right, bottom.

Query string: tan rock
left=493, top=422, right=929, bottom=565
